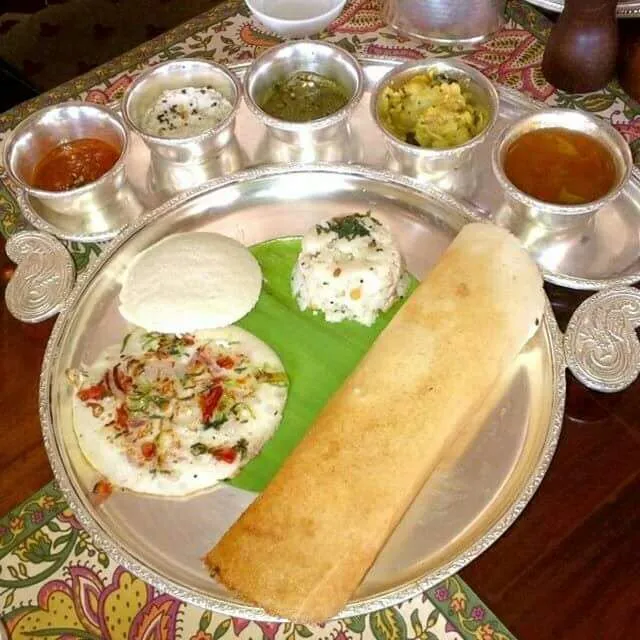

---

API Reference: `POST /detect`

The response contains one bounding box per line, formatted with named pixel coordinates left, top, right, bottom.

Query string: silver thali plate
left=41, top=163, right=566, bottom=620
left=15, top=58, right=640, bottom=290
left=525, top=0, right=640, bottom=16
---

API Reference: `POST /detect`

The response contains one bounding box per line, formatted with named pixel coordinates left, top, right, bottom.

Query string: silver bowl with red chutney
left=3, top=101, right=130, bottom=218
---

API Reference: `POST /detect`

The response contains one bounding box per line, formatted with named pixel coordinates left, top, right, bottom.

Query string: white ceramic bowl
left=245, top=0, right=347, bottom=38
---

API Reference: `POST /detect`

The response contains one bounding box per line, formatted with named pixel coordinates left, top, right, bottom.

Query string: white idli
left=119, top=232, right=262, bottom=333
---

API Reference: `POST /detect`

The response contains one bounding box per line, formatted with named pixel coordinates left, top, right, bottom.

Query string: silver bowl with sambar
left=243, top=40, right=364, bottom=145
left=371, top=58, right=499, bottom=175
left=492, top=109, right=633, bottom=230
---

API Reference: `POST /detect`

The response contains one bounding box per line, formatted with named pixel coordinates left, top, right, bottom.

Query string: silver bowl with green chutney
left=244, top=40, right=364, bottom=145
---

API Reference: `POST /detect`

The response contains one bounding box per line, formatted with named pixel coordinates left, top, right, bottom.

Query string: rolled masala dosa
left=205, top=222, right=545, bottom=622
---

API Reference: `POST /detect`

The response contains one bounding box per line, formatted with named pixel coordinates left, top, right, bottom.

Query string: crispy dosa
left=205, top=222, right=545, bottom=622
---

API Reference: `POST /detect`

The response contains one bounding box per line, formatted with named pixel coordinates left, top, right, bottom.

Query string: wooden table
left=1, top=2, right=640, bottom=637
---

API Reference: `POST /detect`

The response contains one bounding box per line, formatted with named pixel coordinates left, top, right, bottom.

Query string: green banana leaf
left=231, top=238, right=417, bottom=492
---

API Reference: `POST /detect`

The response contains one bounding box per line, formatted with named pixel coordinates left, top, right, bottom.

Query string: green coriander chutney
left=259, top=71, right=349, bottom=122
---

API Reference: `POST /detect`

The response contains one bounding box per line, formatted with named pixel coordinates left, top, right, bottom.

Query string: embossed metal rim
left=563, top=286, right=640, bottom=392
left=4, top=230, right=76, bottom=323
left=40, top=162, right=565, bottom=621
left=15, top=189, right=118, bottom=243
left=525, top=0, right=640, bottom=16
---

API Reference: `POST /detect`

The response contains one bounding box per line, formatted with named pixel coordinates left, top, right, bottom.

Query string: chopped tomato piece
left=92, top=479, right=113, bottom=499
left=115, top=404, right=129, bottom=430
left=216, top=355, right=234, bottom=369
left=210, top=446, right=237, bottom=464
left=141, top=442, right=156, bottom=460
left=200, top=385, right=223, bottom=423
left=77, top=381, right=109, bottom=402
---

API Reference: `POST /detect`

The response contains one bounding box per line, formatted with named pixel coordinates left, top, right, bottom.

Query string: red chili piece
left=210, top=446, right=237, bottom=464
left=200, top=385, right=223, bottom=423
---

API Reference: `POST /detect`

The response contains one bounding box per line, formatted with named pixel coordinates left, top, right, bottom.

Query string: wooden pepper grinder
left=542, top=0, right=618, bottom=93
left=618, top=20, right=640, bottom=102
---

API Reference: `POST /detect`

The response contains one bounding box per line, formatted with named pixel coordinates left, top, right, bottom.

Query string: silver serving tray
left=525, top=0, right=640, bottom=17
left=15, top=58, right=640, bottom=291
left=41, top=163, right=567, bottom=620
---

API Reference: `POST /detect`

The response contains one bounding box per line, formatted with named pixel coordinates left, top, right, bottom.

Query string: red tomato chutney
left=31, top=138, right=121, bottom=192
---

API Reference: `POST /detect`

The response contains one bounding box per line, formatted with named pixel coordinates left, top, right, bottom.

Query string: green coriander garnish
left=316, top=212, right=378, bottom=241
left=204, top=414, right=228, bottom=430
left=234, top=438, right=249, bottom=460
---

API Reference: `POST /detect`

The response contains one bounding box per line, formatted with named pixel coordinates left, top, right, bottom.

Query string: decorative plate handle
left=564, top=286, right=640, bottom=392
left=4, top=230, right=76, bottom=323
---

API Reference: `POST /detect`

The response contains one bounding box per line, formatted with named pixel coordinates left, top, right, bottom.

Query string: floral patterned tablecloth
left=0, top=484, right=513, bottom=640
left=2, top=1, right=640, bottom=638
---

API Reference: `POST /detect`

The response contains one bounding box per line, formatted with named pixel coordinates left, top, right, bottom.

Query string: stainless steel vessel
left=244, top=40, right=364, bottom=145
left=382, top=0, right=506, bottom=45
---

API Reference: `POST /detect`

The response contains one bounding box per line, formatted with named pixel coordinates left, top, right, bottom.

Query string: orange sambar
left=503, top=128, right=617, bottom=205
left=32, top=138, right=120, bottom=192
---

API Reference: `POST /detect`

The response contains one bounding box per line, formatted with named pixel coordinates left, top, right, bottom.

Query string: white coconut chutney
left=141, top=86, right=233, bottom=138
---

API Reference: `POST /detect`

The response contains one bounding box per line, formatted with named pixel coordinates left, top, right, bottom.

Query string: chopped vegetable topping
left=77, top=379, right=110, bottom=402
left=200, top=385, right=223, bottom=424
left=210, top=446, right=237, bottom=464
left=71, top=328, right=288, bottom=478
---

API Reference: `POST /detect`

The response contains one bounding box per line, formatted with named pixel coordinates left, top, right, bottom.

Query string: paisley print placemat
left=0, top=483, right=515, bottom=640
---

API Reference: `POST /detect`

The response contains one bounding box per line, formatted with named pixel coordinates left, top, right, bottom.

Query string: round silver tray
left=41, top=163, right=566, bottom=620
left=525, top=0, right=640, bottom=16
left=12, top=57, right=640, bottom=290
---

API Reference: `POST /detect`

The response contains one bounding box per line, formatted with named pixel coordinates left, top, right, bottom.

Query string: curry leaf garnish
left=315, top=212, right=376, bottom=240
left=204, top=414, right=228, bottom=430
left=234, top=438, right=249, bottom=460
left=190, top=443, right=208, bottom=456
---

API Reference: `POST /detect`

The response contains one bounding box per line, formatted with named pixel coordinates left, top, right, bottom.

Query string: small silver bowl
left=492, top=109, right=633, bottom=229
left=3, top=101, right=129, bottom=217
left=122, top=58, right=242, bottom=164
left=244, top=40, right=364, bottom=145
left=371, top=59, right=499, bottom=175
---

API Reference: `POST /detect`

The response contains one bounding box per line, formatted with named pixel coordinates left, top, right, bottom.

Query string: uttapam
left=69, top=326, right=288, bottom=497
